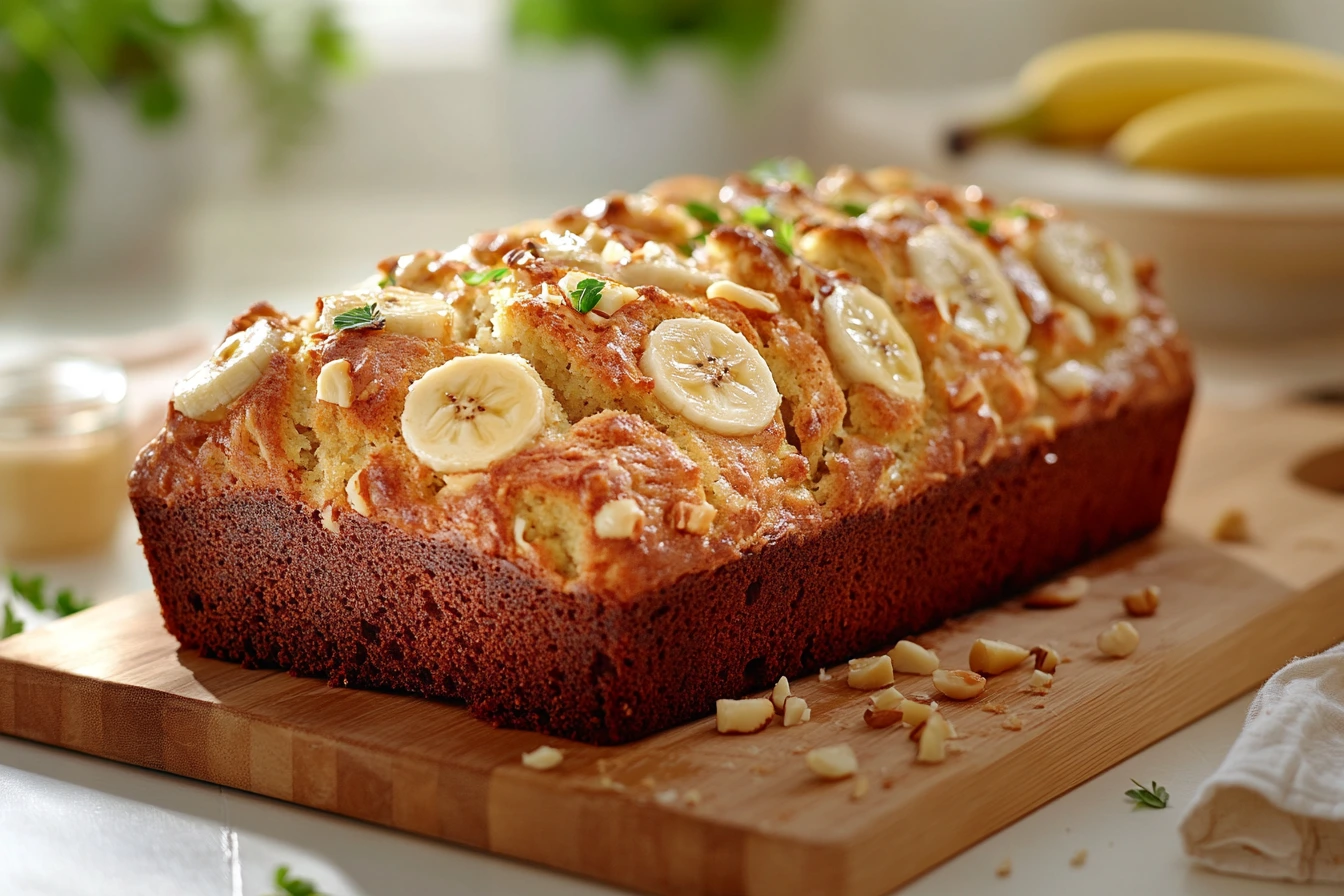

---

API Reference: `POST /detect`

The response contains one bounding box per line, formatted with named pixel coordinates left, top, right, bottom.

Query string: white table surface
left=2, top=194, right=1339, bottom=896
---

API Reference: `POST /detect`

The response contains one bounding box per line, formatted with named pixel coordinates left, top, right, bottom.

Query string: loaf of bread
left=130, top=164, right=1192, bottom=744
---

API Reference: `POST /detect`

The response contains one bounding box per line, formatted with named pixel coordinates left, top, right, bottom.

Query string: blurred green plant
left=0, top=0, right=353, bottom=275
left=511, top=0, right=789, bottom=73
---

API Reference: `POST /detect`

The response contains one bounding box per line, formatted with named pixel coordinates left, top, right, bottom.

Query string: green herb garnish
left=1005, top=206, right=1042, bottom=221
left=750, top=156, right=814, bottom=187
left=684, top=200, right=721, bottom=226
left=331, top=303, right=384, bottom=332
left=741, top=204, right=773, bottom=227
left=54, top=588, right=91, bottom=617
left=459, top=267, right=510, bottom=286
left=376, top=273, right=394, bottom=288
left=1125, top=780, right=1169, bottom=809
left=773, top=218, right=795, bottom=255
left=2, top=605, right=22, bottom=640
left=568, top=278, right=605, bottom=314
left=270, top=865, right=327, bottom=896
left=840, top=202, right=869, bottom=217
left=966, top=218, right=992, bottom=236
left=9, top=571, right=46, bottom=612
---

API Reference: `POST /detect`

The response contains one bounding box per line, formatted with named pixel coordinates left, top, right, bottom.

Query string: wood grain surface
left=2, top=400, right=1343, bottom=896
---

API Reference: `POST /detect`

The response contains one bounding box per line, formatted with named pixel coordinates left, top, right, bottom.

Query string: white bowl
left=816, top=87, right=1344, bottom=340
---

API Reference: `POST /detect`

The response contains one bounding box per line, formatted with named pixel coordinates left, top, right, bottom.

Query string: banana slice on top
left=401, top=354, right=548, bottom=474
left=172, top=320, right=285, bottom=421
left=320, top=288, right=452, bottom=342
left=1033, top=220, right=1140, bottom=320
left=822, top=280, right=924, bottom=401
left=907, top=224, right=1030, bottom=352
left=640, top=317, right=781, bottom=436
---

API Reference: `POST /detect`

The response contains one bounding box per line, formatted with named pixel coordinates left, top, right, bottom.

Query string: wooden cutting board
left=2, top=401, right=1343, bottom=896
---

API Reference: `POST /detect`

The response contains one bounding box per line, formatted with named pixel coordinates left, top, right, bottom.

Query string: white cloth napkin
left=1180, top=642, right=1344, bottom=883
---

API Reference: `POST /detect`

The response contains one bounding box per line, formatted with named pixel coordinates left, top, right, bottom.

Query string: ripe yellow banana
left=950, top=30, right=1344, bottom=151
left=1111, top=81, right=1344, bottom=175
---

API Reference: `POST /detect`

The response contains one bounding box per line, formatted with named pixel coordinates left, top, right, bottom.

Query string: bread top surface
left=131, top=164, right=1193, bottom=601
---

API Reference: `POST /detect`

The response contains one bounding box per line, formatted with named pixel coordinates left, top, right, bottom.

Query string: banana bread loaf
left=130, top=163, right=1193, bottom=744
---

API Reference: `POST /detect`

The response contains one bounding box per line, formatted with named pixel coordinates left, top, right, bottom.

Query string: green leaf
left=376, top=273, right=394, bottom=288
left=459, top=267, right=510, bottom=286
left=1125, top=779, right=1170, bottom=809
left=271, top=864, right=325, bottom=896
left=966, top=218, right=992, bottom=236
left=332, top=303, right=384, bottom=332
left=773, top=218, right=795, bottom=256
left=9, top=571, right=47, bottom=612
left=684, top=200, right=721, bottom=226
left=2, top=605, right=23, bottom=640
left=740, top=205, right=773, bottom=228
left=53, top=589, right=92, bottom=617
left=568, top=278, right=605, bottom=314
left=1005, top=206, right=1042, bottom=221
left=840, top=202, right=869, bottom=217
left=750, top=156, right=814, bottom=187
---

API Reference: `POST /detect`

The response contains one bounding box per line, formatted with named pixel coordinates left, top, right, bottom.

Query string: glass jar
left=0, top=355, right=130, bottom=558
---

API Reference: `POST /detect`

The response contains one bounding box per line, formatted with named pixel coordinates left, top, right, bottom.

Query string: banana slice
left=401, top=354, right=548, bottom=474
left=320, top=288, right=453, bottom=341
left=640, top=317, right=781, bottom=436
left=615, top=242, right=721, bottom=294
left=1033, top=220, right=1140, bottom=319
left=907, top=224, right=1030, bottom=351
left=821, top=280, right=924, bottom=401
left=172, top=320, right=285, bottom=421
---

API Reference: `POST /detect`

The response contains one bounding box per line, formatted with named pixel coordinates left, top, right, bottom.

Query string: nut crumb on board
left=818, top=667, right=834, bottom=682
left=995, top=858, right=1013, bottom=878
left=851, top=774, right=870, bottom=801
left=982, top=702, right=1009, bottom=714
left=1022, top=575, right=1088, bottom=608
left=1070, top=848, right=1088, bottom=868
left=1212, top=508, right=1250, bottom=542
left=1002, top=715, right=1025, bottom=731
left=1123, top=585, right=1161, bottom=617
left=684, top=789, right=702, bottom=807
left=521, top=745, right=563, bottom=770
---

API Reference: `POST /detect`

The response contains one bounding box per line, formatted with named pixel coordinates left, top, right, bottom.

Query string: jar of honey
left=0, top=355, right=130, bottom=558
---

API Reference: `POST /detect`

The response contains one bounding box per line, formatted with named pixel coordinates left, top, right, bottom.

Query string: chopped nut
left=818, top=667, right=834, bottom=682
left=888, top=640, right=940, bottom=674
left=995, top=857, right=1012, bottom=878
left=1122, top=585, right=1161, bottom=617
left=654, top=788, right=679, bottom=806
left=672, top=499, right=717, bottom=535
left=805, top=744, right=858, bottom=780
left=1097, top=621, right=1140, bottom=658
left=684, top=789, right=702, bottom=807
left=1023, top=575, right=1089, bottom=608
left=1212, top=508, right=1249, bottom=543
left=594, top=498, right=645, bottom=540
left=869, top=686, right=904, bottom=711
left=1002, top=715, right=1024, bottom=731
left=915, top=712, right=953, bottom=763
left=968, top=638, right=1030, bottom=675
left=864, top=687, right=904, bottom=728
left=851, top=774, right=870, bottom=801
left=981, top=702, right=1009, bottom=714
left=521, top=745, right=563, bottom=770
left=1044, top=359, right=1097, bottom=400
left=1070, top=848, right=1088, bottom=868
left=1029, top=644, right=1061, bottom=673
left=771, top=675, right=791, bottom=713
left=933, top=668, right=987, bottom=700
left=782, top=695, right=811, bottom=727
left=1029, top=669, right=1054, bottom=691
left=316, top=359, right=354, bottom=407
left=900, top=696, right=938, bottom=728
left=715, top=697, right=776, bottom=734
left=346, top=469, right=372, bottom=517
left=848, top=654, right=895, bottom=690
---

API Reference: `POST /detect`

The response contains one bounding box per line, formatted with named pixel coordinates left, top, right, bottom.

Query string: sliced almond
left=782, top=695, right=811, bottom=727
left=770, top=676, right=791, bottom=713
left=968, top=639, right=1030, bottom=675
left=888, top=640, right=940, bottom=675
left=1122, top=585, right=1160, bottom=617
left=1022, top=575, right=1089, bottom=608
left=1029, top=645, right=1061, bottom=674
left=805, top=744, right=858, bottom=780
left=715, top=697, right=776, bottom=734
left=847, top=654, right=895, bottom=690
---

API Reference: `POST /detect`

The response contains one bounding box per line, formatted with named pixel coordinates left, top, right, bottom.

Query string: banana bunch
left=951, top=31, right=1344, bottom=176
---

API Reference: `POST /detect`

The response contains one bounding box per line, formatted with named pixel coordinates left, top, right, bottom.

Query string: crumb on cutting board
left=995, top=857, right=1012, bottom=878
left=1212, top=508, right=1250, bottom=542
left=1070, top=848, right=1088, bottom=867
